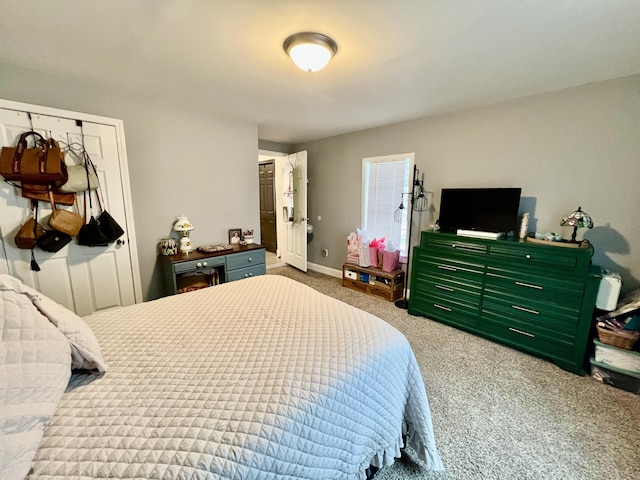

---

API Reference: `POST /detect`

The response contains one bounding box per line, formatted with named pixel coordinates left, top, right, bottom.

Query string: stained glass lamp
left=560, top=206, right=593, bottom=243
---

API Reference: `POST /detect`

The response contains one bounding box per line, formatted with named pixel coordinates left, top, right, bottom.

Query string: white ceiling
left=1, top=1, right=639, bottom=145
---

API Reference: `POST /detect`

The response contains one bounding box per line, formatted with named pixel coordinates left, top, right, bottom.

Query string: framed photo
left=228, top=228, right=242, bottom=244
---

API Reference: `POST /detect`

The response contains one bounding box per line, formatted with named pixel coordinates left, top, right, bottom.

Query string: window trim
left=361, top=153, right=415, bottom=260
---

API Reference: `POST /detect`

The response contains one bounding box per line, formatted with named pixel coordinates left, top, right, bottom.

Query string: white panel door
left=0, top=105, right=141, bottom=316
left=280, top=151, right=307, bottom=272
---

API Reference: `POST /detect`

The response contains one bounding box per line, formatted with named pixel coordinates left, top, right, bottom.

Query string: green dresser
left=408, top=231, right=602, bottom=374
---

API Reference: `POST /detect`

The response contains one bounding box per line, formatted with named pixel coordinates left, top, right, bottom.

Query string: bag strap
left=30, top=198, right=41, bottom=272
left=48, top=187, right=57, bottom=212
left=12, top=131, right=46, bottom=175
left=31, top=200, right=38, bottom=235
left=80, top=127, right=104, bottom=213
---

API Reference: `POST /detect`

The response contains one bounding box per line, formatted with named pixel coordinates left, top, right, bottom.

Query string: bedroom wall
left=0, top=63, right=259, bottom=301
left=296, top=75, right=640, bottom=294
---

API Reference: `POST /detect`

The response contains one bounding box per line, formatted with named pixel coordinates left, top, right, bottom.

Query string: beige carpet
left=267, top=266, right=640, bottom=480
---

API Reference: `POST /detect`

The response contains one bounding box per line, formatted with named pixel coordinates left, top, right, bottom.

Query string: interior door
left=258, top=160, right=277, bottom=253
left=280, top=151, right=307, bottom=272
left=0, top=105, right=141, bottom=316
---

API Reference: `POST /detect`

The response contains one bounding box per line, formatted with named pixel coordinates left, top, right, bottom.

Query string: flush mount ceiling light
left=283, top=32, right=338, bottom=72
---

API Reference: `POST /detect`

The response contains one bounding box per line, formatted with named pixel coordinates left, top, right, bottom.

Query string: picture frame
left=228, top=228, right=242, bottom=244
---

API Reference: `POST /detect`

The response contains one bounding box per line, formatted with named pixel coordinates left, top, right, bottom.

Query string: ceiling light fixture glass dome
left=283, top=32, right=338, bottom=72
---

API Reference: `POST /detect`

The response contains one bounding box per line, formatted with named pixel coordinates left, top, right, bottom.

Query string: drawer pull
left=435, top=284, right=454, bottom=292
left=248, top=257, right=252, bottom=262
left=512, top=305, right=539, bottom=315
left=525, top=254, right=531, bottom=259
left=437, top=265, right=457, bottom=272
left=202, top=261, right=208, bottom=267
left=515, top=281, right=543, bottom=290
left=433, top=303, right=452, bottom=312
left=509, top=327, right=535, bottom=338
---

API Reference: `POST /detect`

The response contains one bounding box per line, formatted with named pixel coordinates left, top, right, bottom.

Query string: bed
left=1, top=273, right=443, bottom=479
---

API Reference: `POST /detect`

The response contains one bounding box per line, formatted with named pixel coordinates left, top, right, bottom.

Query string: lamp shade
left=283, top=32, right=338, bottom=72
left=173, top=216, right=193, bottom=232
left=560, top=206, right=592, bottom=242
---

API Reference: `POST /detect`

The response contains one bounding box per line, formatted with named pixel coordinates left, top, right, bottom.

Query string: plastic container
left=519, top=212, right=529, bottom=239
left=593, top=338, right=640, bottom=374
left=590, top=357, right=640, bottom=395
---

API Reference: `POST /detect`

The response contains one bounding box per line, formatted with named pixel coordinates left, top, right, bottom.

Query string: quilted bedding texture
left=0, top=280, right=72, bottom=480
left=28, top=275, right=443, bottom=479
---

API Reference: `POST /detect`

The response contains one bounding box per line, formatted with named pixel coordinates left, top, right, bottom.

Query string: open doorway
left=258, top=149, right=308, bottom=272
left=258, top=150, right=286, bottom=269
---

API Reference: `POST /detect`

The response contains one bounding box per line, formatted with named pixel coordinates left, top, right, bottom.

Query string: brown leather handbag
left=21, top=182, right=76, bottom=206
left=47, top=190, right=83, bottom=236
left=0, top=131, right=68, bottom=184
left=15, top=201, right=45, bottom=249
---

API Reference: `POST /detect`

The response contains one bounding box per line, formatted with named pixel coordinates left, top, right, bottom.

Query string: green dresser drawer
left=421, top=233, right=488, bottom=256
left=481, top=312, right=575, bottom=360
left=485, top=267, right=585, bottom=304
left=482, top=290, right=579, bottom=334
left=410, top=290, right=480, bottom=329
left=414, top=250, right=485, bottom=285
left=487, top=242, right=592, bottom=274
left=413, top=273, right=482, bottom=303
left=227, top=250, right=265, bottom=270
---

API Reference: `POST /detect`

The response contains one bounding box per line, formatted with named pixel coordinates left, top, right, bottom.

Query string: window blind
left=363, top=157, right=411, bottom=257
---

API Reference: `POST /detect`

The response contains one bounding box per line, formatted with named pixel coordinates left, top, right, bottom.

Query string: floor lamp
left=395, top=165, right=427, bottom=309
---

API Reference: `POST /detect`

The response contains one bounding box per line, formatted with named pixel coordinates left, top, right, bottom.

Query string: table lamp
left=560, top=206, right=593, bottom=243
left=173, top=216, right=194, bottom=253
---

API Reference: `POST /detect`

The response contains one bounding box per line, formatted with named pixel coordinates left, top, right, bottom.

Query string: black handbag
left=77, top=188, right=109, bottom=246
left=77, top=215, right=110, bottom=246
left=97, top=209, right=124, bottom=242
left=81, top=147, right=125, bottom=243
left=37, top=230, right=72, bottom=252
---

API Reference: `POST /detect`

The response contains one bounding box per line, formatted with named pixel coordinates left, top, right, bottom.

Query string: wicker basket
left=597, top=325, right=640, bottom=350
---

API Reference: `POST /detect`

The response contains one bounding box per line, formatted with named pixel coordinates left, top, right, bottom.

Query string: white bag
left=358, top=241, right=371, bottom=267
left=59, top=164, right=99, bottom=193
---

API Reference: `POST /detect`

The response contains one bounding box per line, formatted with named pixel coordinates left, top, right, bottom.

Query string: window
left=361, top=153, right=414, bottom=259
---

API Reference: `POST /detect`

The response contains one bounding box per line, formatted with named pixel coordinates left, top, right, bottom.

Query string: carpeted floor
left=267, top=266, right=640, bottom=480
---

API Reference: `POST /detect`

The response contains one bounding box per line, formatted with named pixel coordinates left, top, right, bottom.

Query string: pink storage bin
left=382, top=250, right=400, bottom=272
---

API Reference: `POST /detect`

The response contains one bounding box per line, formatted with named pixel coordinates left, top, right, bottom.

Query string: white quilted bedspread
left=29, top=275, right=443, bottom=479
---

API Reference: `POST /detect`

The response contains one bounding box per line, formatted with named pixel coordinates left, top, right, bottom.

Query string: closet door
left=0, top=105, right=141, bottom=316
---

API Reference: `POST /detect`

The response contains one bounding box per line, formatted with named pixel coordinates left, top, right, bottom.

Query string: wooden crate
left=342, top=262, right=404, bottom=302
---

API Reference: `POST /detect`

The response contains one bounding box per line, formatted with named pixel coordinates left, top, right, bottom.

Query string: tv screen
left=438, top=188, right=522, bottom=234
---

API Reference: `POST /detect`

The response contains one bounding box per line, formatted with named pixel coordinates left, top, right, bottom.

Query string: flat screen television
left=438, top=188, right=522, bottom=234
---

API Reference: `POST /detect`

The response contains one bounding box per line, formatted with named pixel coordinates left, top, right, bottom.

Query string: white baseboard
left=308, top=262, right=342, bottom=278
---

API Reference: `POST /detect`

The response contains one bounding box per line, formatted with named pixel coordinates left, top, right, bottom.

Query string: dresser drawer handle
left=435, top=284, right=454, bottom=292
left=512, top=305, right=539, bottom=315
left=437, top=265, right=457, bottom=272
left=525, top=254, right=532, bottom=259
left=433, top=303, right=452, bottom=312
left=509, top=327, right=535, bottom=338
left=248, top=257, right=252, bottom=262
left=515, top=281, right=543, bottom=290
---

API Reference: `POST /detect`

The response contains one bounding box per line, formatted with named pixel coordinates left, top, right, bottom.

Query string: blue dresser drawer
left=226, top=250, right=266, bottom=270
left=227, top=264, right=266, bottom=282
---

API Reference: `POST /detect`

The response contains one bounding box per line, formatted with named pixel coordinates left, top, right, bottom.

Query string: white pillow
left=0, top=275, right=108, bottom=372
left=0, top=287, right=72, bottom=479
